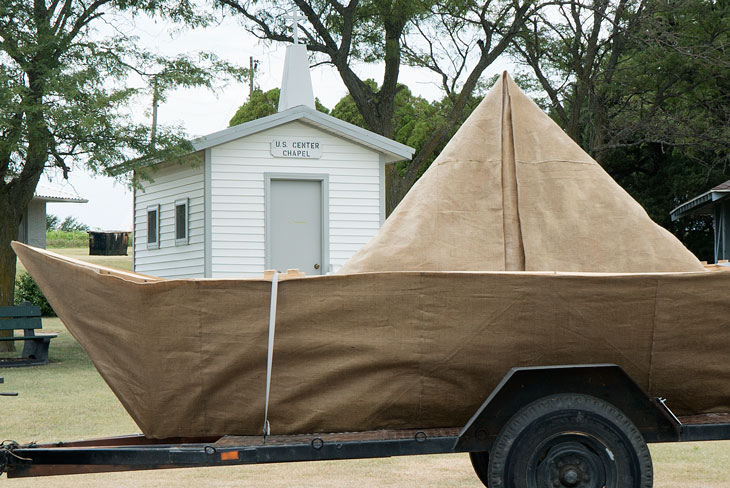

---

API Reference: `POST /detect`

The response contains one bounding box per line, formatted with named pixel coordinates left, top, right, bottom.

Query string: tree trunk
left=385, top=164, right=405, bottom=215
left=0, top=200, right=22, bottom=352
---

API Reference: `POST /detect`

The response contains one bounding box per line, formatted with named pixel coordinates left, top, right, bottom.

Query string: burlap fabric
left=13, top=243, right=729, bottom=439
left=340, top=73, right=704, bottom=274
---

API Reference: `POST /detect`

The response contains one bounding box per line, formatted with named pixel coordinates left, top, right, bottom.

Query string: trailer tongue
left=4, top=364, right=730, bottom=488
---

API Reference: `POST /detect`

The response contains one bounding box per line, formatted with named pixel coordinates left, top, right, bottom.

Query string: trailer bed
left=2, top=428, right=463, bottom=478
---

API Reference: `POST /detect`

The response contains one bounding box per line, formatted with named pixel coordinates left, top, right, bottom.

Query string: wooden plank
left=212, top=428, right=462, bottom=448
left=0, top=317, right=43, bottom=330
left=0, top=305, right=41, bottom=317
left=0, top=333, right=57, bottom=341
left=678, top=413, right=730, bottom=425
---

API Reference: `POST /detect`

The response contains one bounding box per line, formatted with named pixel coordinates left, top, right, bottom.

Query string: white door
left=269, top=179, right=323, bottom=275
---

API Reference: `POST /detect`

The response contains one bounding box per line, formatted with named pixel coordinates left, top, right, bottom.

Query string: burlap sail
left=340, top=73, right=704, bottom=274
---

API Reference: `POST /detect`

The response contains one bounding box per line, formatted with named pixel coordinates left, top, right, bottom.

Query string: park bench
left=0, top=303, right=56, bottom=367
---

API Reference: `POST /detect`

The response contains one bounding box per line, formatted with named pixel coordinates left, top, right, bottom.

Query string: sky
left=45, top=10, right=510, bottom=230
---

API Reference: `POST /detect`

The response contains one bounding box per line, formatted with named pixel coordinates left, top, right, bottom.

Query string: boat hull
left=12, top=242, right=730, bottom=438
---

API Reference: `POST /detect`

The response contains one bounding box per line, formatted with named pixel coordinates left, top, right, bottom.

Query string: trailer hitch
left=0, top=441, right=32, bottom=476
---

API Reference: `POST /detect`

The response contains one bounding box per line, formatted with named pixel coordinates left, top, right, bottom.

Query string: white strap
left=263, top=272, right=279, bottom=438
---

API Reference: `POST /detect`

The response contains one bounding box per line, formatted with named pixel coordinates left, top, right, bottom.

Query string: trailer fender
left=455, top=364, right=679, bottom=453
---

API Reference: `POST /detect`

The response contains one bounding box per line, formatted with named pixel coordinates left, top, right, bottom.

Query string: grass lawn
left=3, top=247, right=730, bottom=486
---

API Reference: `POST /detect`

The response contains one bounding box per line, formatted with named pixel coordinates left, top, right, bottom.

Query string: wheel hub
left=559, top=465, right=581, bottom=486
left=538, top=440, right=608, bottom=488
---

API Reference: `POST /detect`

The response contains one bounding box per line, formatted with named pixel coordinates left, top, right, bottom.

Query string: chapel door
left=268, top=178, right=324, bottom=275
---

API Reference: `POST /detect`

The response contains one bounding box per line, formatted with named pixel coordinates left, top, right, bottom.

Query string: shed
left=132, top=42, right=414, bottom=278
left=18, top=185, right=88, bottom=249
left=671, top=179, right=730, bottom=262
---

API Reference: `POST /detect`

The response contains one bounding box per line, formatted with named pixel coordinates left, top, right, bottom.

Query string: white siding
left=210, top=121, right=382, bottom=277
left=26, top=201, right=47, bottom=248
left=134, top=159, right=205, bottom=278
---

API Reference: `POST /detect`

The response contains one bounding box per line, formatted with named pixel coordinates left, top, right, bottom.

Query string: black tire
left=469, top=451, right=489, bottom=487
left=487, top=393, right=653, bottom=488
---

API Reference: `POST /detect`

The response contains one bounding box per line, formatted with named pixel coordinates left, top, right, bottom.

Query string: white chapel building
left=132, top=42, right=414, bottom=278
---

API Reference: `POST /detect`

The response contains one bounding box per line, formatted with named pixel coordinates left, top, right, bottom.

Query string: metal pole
left=151, top=77, right=158, bottom=149
left=249, top=56, right=254, bottom=97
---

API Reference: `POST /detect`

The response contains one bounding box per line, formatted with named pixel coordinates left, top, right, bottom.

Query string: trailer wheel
left=469, top=451, right=489, bottom=487
left=486, top=393, right=652, bottom=488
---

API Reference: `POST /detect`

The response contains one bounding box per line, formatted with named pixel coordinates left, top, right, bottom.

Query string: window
left=175, top=198, right=188, bottom=245
left=147, top=205, right=159, bottom=249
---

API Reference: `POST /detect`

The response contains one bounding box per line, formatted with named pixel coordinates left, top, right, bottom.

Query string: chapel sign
left=271, top=138, right=323, bottom=159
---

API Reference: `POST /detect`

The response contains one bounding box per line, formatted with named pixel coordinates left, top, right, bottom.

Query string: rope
left=263, top=272, right=279, bottom=439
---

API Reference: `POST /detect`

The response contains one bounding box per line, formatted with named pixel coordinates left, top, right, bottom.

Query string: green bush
left=14, top=273, right=56, bottom=317
left=46, top=230, right=88, bottom=248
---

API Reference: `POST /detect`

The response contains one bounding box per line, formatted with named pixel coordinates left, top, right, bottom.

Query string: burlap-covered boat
left=12, top=242, right=730, bottom=439
left=13, top=73, right=729, bottom=439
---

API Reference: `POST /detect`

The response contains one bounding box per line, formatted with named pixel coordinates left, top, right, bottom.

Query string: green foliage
left=330, top=80, right=377, bottom=128
left=330, top=80, right=480, bottom=175
left=314, top=98, right=330, bottom=115
left=0, top=12, right=218, bottom=180
left=229, top=89, right=281, bottom=125
left=0, top=0, right=245, bottom=306
left=510, top=0, right=730, bottom=258
left=59, top=216, right=89, bottom=232
left=229, top=88, right=329, bottom=126
left=592, top=0, right=730, bottom=259
left=330, top=79, right=445, bottom=136
left=43, top=218, right=90, bottom=247
left=46, top=214, right=59, bottom=231
left=46, top=230, right=89, bottom=248
left=14, top=273, right=55, bottom=317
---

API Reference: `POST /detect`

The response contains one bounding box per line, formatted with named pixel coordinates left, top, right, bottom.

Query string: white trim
left=671, top=190, right=730, bottom=221
left=193, top=106, right=414, bottom=164
left=146, top=204, right=160, bottom=250
left=379, top=153, right=386, bottom=224
left=174, top=198, right=189, bottom=246
left=133, top=174, right=137, bottom=271
left=112, top=107, right=413, bottom=175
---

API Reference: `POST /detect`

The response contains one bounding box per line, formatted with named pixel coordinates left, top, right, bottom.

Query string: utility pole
left=151, top=76, right=159, bottom=149
left=249, top=56, right=259, bottom=97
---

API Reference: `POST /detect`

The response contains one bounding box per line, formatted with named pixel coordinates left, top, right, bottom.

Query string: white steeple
left=278, top=14, right=315, bottom=112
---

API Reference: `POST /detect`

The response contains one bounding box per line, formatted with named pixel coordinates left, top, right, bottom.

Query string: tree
left=330, top=79, right=481, bottom=175
left=509, top=0, right=650, bottom=151
left=391, top=0, right=540, bottom=210
left=215, top=0, right=543, bottom=211
left=59, top=216, right=89, bottom=233
left=230, top=89, right=283, bottom=125
left=229, top=88, right=329, bottom=126
left=0, top=0, right=245, bottom=351
left=598, top=0, right=730, bottom=260
left=46, top=214, right=59, bottom=231
left=331, top=80, right=442, bottom=175
left=510, top=0, right=730, bottom=259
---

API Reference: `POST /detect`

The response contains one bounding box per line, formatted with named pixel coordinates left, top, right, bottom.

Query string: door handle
left=314, top=263, right=320, bottom=270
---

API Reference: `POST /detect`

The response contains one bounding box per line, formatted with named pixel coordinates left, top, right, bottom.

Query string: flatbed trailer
left=4, top=364, right=730, bottom=487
